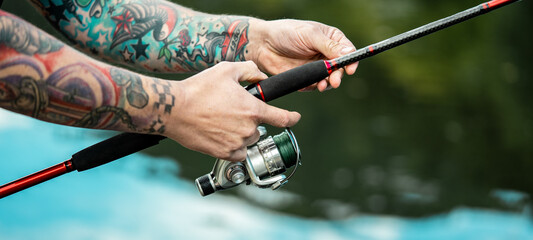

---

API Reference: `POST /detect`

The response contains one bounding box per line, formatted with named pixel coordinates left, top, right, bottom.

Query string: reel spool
left=195, top=127, right=301, bottom=196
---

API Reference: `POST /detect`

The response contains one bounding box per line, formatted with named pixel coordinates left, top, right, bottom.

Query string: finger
left=227, top=61, right=268, bottom=83
left=328, top=68, right=344, bottom=89
left=345, top=61, right=359, bottom=76
left=226, top=147, right=248, bottom=162
left=334, top=33, right=358, bottom=75
left=258, top=104, right=301, bottom=128
left=243, top=128, right=261, bottom=147
left=321, top=25, right=359, bottom=76
left=310, top=26, right=356, bottom=61
left=329, top=25, right=355, bottom=48
left=317, top=79, right=328, bottom=92
left=334, top=29, right=357, bottom=58
left=311, top=33, right=348, bottom=60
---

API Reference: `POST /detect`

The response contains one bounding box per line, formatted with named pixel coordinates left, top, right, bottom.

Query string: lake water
left=0, top=109, right=531, bottom=240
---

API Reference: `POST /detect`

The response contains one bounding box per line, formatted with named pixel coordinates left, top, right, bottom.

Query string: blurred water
left=1, top=109, right=532, bottom=240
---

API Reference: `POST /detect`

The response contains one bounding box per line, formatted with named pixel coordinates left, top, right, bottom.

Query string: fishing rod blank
left=246, top=0, right=521, bottom=101
left=0, top=0, right=521, bottom=199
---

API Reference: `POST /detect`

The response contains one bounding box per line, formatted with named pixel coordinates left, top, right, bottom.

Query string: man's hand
left=164, top=61, right=301, bottom=162
left=246, top=19, right=359, bottom=92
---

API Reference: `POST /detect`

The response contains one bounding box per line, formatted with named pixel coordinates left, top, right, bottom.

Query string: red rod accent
left=257, top=83, right=266, bottom=102
left=0, top=160, right=74, bottom=199
left=369, top=46, right=375, bottom=53
left=324, top=60, right=333, bottom=74
left=325, top=59, right=339, bottom=74
left=487, top=0, right=513, bottom=8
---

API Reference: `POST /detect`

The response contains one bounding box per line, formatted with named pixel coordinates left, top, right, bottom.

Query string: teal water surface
left=1, top=109, right=532, bottom=240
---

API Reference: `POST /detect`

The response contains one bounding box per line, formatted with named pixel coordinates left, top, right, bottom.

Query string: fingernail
left=341, top=47, right=354, bottom=54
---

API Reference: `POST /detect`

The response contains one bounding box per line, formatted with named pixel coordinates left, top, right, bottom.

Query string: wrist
left=114, top=76, right=184, bottom=137
left=244, top=18, right=269, bottom=67
left=147, top=79, right=184, bottom=137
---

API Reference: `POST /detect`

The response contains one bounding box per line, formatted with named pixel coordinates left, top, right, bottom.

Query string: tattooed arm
left=0, top=10, right=300, bottom=161
left=29, top=0, right=358, bottom=91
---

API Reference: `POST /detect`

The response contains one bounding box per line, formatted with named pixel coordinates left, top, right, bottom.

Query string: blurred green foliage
left=4, top=0, right=532, bottom=218
left=164, top=0, right=533, bottom=218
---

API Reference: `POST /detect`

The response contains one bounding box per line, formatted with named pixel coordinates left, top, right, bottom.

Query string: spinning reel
left=195, top=127, right=301, bottom=196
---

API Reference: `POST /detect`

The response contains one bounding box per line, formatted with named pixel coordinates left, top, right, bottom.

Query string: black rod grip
left=71, top=133, right=166, bottom=171
left=246, top=60, right=330, bottom=102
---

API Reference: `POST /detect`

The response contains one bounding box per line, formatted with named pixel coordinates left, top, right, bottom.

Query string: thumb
left=258, top=103, right=301, bottom=128
left=229, top=61, right=268, bottom=83
left=311, top=32, right=353, bottom=60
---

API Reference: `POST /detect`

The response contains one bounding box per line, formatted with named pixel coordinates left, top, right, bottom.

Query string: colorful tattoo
left=0, top=56, right=124, bottom=129
left=0, top=15, right=63, bottom=55
left=0, top=12, right=174, bottom=133
left=110, top=67, right=148, bottom=109
left=31, top=0, right=250, bottom=72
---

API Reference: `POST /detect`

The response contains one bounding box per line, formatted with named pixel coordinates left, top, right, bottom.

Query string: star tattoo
left=45, top=1, right=68, bottom=24
left=96, top=32, right=108, bottom=46
left=181, top=17, right=192, bottom=26
left=197, top=32, right=208, bottom=48
left=131, top=38, right=149, bottom=60
left=120, top=46, right=133, bottom=62
left=111, top=10, right=134, bottom=38
left=108, top=5, right=116, bottom=15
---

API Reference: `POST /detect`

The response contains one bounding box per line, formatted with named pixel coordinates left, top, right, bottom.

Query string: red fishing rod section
left=0, top=133, right=165, bottom=199
left=0, top=161, right=74, bottom=198
left=0, top=0, right=521, bottom=199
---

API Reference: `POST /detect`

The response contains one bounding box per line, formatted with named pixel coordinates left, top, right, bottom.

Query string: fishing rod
left=0, top=0, right=521, bottom=199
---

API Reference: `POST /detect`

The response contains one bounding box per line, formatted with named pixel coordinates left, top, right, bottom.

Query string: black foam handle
left=246, top=60, right=330, bottom=102
left=71, top=133, right=166, bottom=171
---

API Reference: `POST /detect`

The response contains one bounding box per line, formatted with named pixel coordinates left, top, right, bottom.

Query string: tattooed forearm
left=30, top=0, right=250, bottom=72
left=0, top=15, right=63, bottom=55
left=0, top=10, right=175, bottom=134
left=110, top=67, right=148, bottom=109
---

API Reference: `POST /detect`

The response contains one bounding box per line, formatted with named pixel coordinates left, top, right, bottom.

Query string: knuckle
left=212, top=61, right=228, bottom=72
left=330, top=27, right=341, bottom=34
left=326, top=39, right=340, bottom=50
left=243, top=126, right=257, bottom=138
left=217, top=61, right=230, bottom=67
left=249, top=106, right=262, bottom=122
left=215, top=61, right=233, bottom=72
left=227, top=137, right=245, bottom=152
left=326, top=26, right=343, bottom=38
left=243, top=61, right=258, bottom=71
